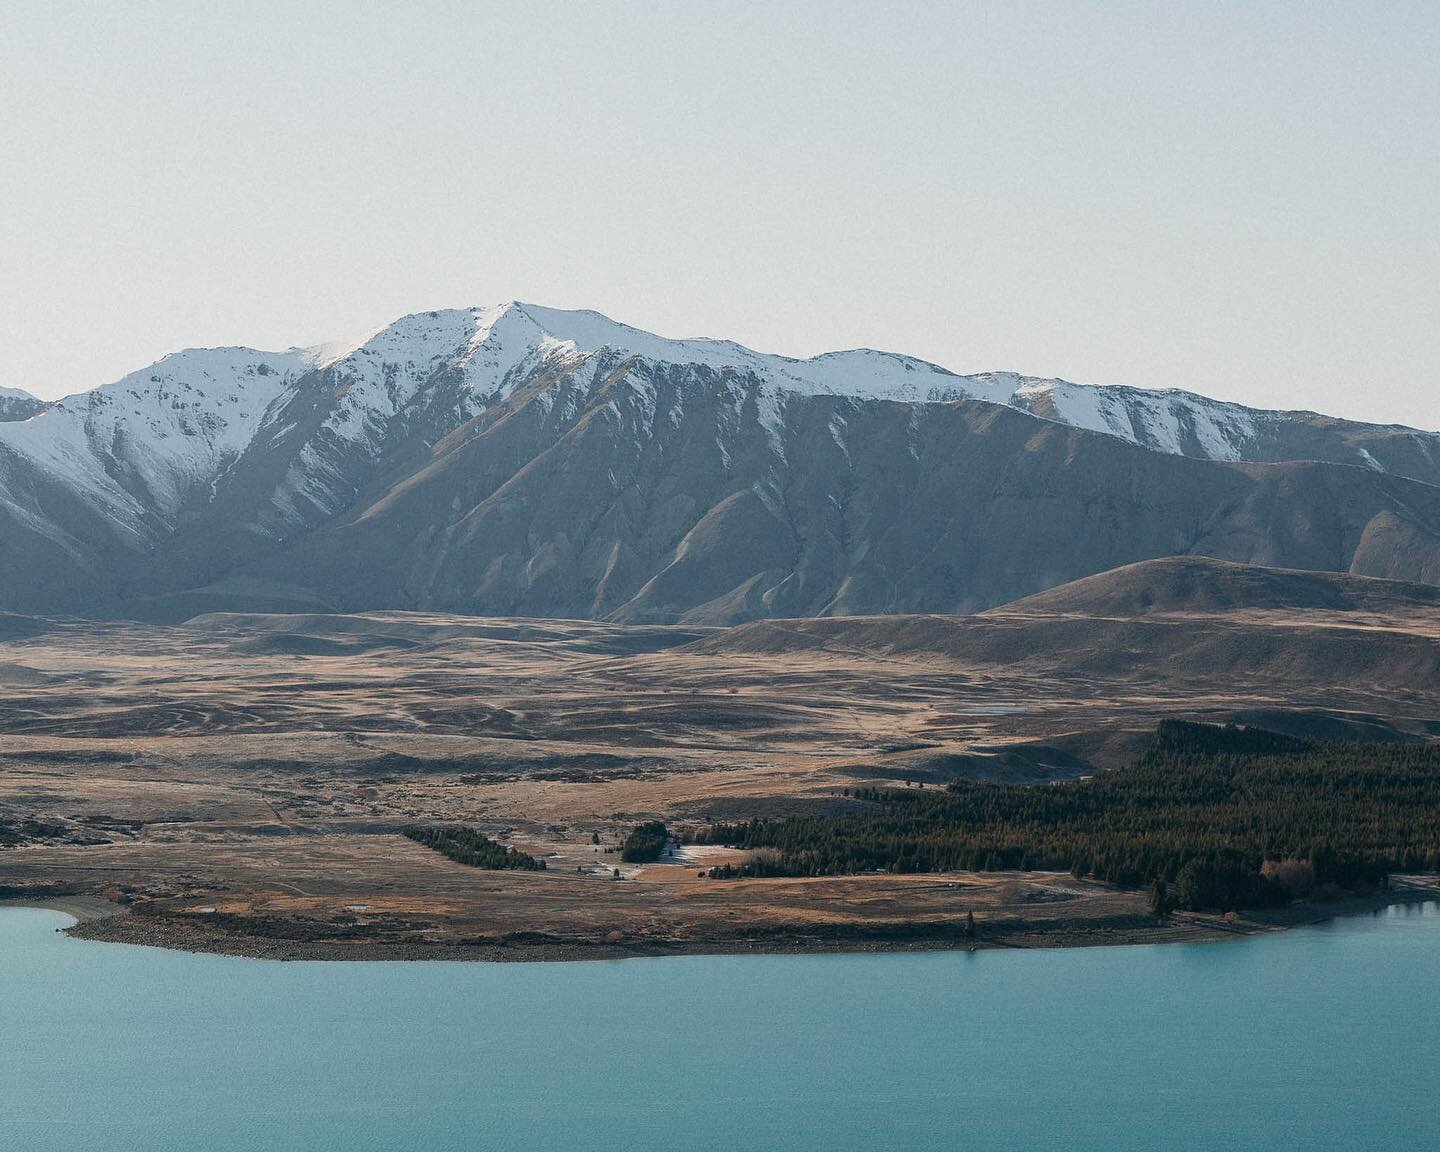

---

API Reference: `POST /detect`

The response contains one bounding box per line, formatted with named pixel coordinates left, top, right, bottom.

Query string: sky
left=1, top=1, right=1437, bottom=427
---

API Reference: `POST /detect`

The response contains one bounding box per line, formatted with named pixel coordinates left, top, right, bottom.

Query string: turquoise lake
left=3, top=904, right=1438, bottom=1150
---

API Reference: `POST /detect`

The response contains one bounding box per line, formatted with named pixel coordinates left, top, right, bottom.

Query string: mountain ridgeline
left=0, top=388, right=44, bottom=423
left=3, top=303, right=1440, bottom=623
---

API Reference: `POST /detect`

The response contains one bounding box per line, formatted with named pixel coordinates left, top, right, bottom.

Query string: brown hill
left=690, top=560, right=1440, bottom=697
left=990, top=556, right=1440, bottom=617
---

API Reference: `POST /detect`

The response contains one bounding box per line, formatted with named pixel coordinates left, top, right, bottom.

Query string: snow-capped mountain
left=2, top=301, right=1439, bottom=621
left=0, top=346, right=318, bottom=541
left=0, top=386, right=45, bottom=422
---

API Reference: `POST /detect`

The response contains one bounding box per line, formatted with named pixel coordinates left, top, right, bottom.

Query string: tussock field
left=2, top=559, right=1439, bottom=959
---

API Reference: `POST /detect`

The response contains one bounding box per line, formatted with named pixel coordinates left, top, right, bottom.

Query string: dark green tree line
left=403, top=825, right=546, bottom=870
left=694, top=722, right=1440, bottom=911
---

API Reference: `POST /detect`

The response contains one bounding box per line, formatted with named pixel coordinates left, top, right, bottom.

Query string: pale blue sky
left=2, top=1, right=1437, bottom=427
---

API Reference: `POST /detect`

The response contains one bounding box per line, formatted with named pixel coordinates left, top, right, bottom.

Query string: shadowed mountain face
left=2, top=304, right=1440, bottom=623
left=236, top=382, right=1440, bottom=625
left=0, top=389, right=44, bottom=422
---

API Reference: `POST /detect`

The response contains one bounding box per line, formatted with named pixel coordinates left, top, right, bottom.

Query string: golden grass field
left=3, top=570, right=1439, bottom=958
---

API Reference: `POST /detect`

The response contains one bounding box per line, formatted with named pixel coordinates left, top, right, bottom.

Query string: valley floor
left=1, top=593, right=1437, bottom=960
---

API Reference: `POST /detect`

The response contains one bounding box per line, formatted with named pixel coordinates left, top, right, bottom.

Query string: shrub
left=1261, top=858, right=1316, bottom=899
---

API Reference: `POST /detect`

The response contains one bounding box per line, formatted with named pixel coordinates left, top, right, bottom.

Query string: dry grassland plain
left=3, top=570, right=1439, bottom=959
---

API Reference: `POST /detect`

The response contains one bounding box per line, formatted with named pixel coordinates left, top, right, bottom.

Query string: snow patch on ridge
left=3, top=299, right=1438, bottom=558
left=0, top=345, right=316, bottom=531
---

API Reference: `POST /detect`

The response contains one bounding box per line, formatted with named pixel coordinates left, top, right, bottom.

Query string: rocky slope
left=2, top=303, right=1439, bottom=621
left=0, top=387, right=45, bottom=422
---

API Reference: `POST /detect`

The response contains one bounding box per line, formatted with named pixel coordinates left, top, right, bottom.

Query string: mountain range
left=3, top=302, right=1439, bottom=622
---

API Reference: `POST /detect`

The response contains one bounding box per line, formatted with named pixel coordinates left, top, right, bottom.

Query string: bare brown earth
left=2, top=560, right=1438, bottom=960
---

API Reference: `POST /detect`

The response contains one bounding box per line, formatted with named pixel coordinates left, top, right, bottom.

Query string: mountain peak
left=2, top=300, right=1440, bottom=622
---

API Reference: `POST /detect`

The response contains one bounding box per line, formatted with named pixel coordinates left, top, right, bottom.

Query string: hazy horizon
left=4, top=2, right=1437, bottom=428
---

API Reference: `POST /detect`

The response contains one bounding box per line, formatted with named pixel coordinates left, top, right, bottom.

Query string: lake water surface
left=3, top=903, right=1438, bottom=1150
